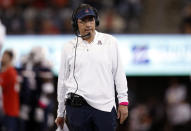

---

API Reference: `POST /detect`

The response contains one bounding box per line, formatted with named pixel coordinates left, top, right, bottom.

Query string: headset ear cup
left=72, top=22, right=78, bottom=32
left=93, top=8, right=99, bottom=27
left=96, top=19, right=99, bottom=26
left=72, top=9, right=79, bottom=32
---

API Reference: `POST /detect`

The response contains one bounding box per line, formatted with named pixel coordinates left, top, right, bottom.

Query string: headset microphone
left=77, top=32, right=91, bottom=38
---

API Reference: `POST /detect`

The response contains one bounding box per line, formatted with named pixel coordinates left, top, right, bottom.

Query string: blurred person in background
left=0, top=50, right=20, bottom=131
left=180, top=16, right=191, bottom=34
left=182, top=2, right=191, bottom=18
left=0, top=19, right=6, bottom=130
left=18, top=47, right=55, bottom=131
left=129, top=104, right=152, bottom=131
left=0, top=20, right=6, bottom=54
left=99, top=9, right=126, bottom=33
left=180, top=2, right=191, bottom=34
left=55, top=3, right=128, bottom=131
left=165, top=78, right=191, bottom=131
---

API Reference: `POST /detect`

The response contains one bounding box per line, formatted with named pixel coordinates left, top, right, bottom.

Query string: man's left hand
left=117, top=105, right=128, bottom=124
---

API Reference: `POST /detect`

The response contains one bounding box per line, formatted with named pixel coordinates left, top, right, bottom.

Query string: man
left=0, top=50, right=20, bottom=131
left=55, top=4, right=128, bottom=131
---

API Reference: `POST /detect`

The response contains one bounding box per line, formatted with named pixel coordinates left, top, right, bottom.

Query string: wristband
left=119, top=102, right=129, bottom=106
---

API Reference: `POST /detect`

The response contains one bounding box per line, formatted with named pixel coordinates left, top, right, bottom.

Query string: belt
left=65, top=93, right=87, bottom=107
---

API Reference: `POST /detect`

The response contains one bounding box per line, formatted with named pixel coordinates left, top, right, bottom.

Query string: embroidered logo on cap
left=85, top=9, right=89, bottom=13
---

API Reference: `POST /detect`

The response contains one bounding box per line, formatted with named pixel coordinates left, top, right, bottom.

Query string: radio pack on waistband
left=65, top=93, right=87, bottom=107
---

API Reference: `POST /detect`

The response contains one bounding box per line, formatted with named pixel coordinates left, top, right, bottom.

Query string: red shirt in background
left=0, top=66, right=20, bottom=117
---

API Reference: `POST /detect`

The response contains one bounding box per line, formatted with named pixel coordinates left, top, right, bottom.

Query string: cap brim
left=76, top=8, right=96, bottom=19
left=78, top=14, right=95, bottom=19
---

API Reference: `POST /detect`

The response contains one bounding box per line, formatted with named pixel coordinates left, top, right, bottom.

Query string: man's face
left=77, top=16, right=95, bottom=37
left=1, top=52, right=11, bottom=65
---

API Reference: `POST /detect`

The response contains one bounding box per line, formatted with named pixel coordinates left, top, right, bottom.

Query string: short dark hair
left=4, top=50, right=14, bottom=60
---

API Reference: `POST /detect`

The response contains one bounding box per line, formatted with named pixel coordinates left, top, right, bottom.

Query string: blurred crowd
left=0, top=48, right=190, bottom=131
left=127, top=77, right=191, bottom=131
left=0, top=47, right=56, bottom=131
left=0, top=0, right=142, bottom=34
left=0, top=0, right=191, bottom=131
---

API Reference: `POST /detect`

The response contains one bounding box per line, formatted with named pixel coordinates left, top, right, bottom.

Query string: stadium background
left=0, top=0, right=191, bottom=131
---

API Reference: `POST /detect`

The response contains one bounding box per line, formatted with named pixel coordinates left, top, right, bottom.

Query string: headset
left=71, top=4, right=100, bottom=35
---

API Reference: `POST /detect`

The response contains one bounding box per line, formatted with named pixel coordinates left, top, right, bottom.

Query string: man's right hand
left=55, top=117, right=64, bottom=129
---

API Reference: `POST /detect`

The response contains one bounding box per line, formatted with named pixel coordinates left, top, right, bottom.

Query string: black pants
left=66, top=104, right=117, bottom=131
left=3, top=115, right=19, bottom=131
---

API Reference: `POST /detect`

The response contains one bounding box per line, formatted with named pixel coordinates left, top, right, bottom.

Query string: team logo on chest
left=97, top=40, right=102, bottom=45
